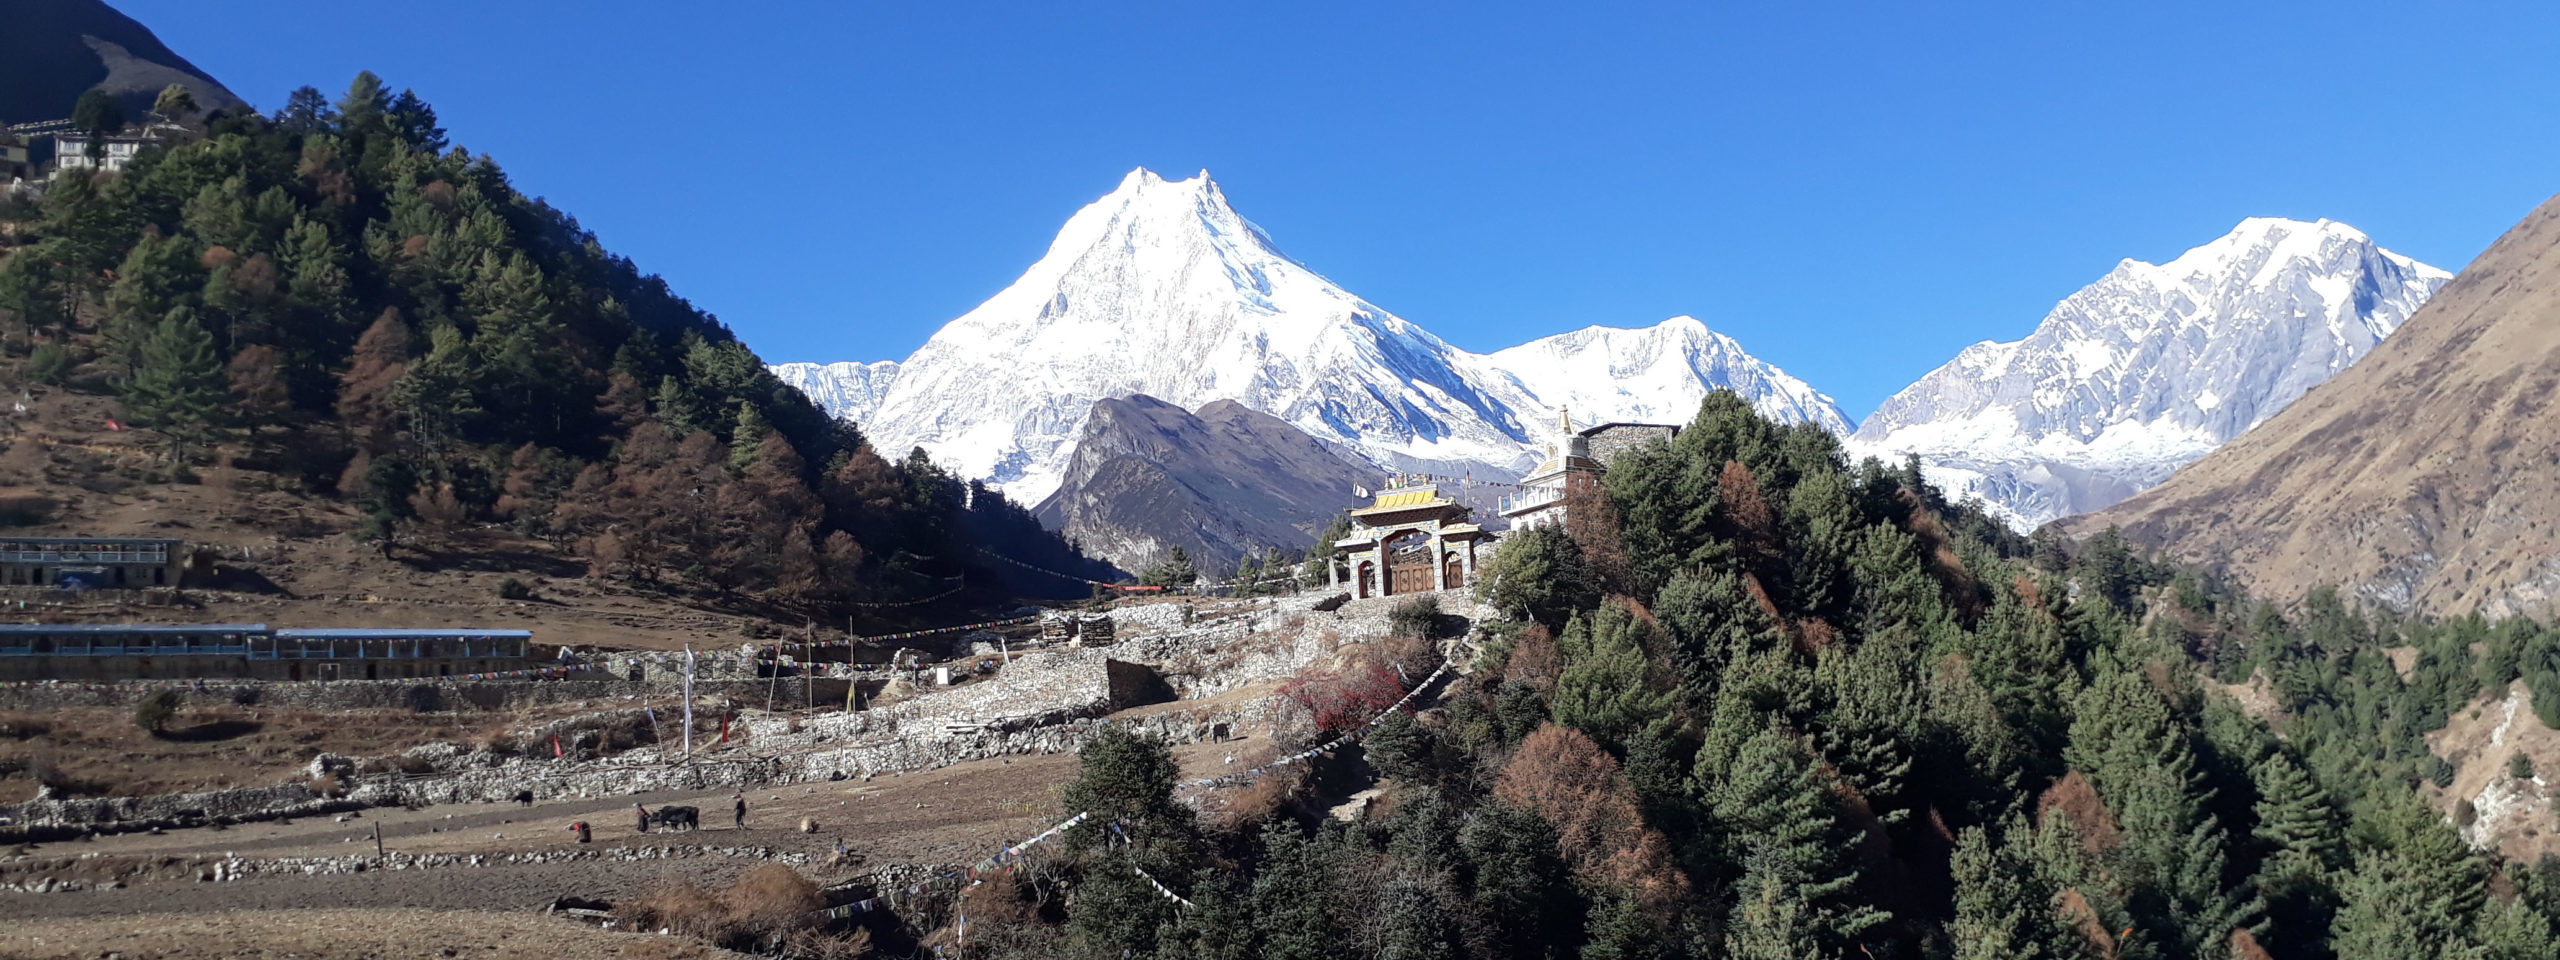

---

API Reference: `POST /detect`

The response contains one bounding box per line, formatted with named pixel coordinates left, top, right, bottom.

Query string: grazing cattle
left=512, top=790, right=535, bottom=805
left=651, top=805, right=700, bottom=831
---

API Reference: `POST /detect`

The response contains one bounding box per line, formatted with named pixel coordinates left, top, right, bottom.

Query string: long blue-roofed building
left=0, top=623, right=541, bottom=681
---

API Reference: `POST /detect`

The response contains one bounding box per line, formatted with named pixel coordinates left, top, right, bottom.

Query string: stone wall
left=0, top=676, right=807, bottom=712
left=1585, top=422, right=1678, bottom=466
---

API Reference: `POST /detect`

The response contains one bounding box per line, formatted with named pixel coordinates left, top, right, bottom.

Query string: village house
left=0, top=536, right=187, bottom=589
left=52, top=130, right=158, bottom=174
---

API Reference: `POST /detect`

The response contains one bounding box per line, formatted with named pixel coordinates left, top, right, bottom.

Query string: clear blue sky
left=117, top=0, right=2560, bottom=419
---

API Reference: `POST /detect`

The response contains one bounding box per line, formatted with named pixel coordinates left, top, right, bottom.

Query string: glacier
left=775, top=168, right=1845, bottom=504
left=770, top=360, right=900, bottom=429
left=1848, top=217, right=2451, bottom=530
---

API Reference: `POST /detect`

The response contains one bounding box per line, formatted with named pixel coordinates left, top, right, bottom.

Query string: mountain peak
left=827, top=171, right=1840, bottom=505
left=1852, top=216, right=2451, bottom=530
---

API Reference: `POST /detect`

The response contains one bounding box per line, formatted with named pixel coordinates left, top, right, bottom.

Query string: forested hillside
left=0, top=72, right=1115, bottom=610
left=976, top=392, right=2560, bottom=960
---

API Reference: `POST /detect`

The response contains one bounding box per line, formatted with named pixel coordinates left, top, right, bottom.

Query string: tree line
left=0, top=72, right=1116, bottom=606
left=937, top=391, right=2557, bottom=960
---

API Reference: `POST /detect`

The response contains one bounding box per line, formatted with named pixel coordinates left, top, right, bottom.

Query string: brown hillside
left=2067, top=192, right=2560, bottom=616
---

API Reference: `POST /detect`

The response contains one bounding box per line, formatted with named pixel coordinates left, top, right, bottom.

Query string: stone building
left=1328, top=481, right=1489, bottom=599
left=1497, top=413, right=1681, bottom=531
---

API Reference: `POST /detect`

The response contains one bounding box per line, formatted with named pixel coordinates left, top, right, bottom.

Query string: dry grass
left=0, top=702, right=620, bottom=802
left=616, top=863, right=829, bottom=951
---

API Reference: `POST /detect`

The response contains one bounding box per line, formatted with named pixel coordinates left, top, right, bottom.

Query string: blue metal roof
left=273, top=628, right=532, bottom=640
left=0, top=623, right=268, bottom=635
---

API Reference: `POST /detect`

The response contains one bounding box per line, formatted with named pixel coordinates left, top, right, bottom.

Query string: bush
left=615, top=865, right=823, bottom=949
left=1389, top=595, right=1443, bottom=639
left=1279, top=660, right=1407, bottom=735
left=26, top=341, right=71, bottom=385
left=132, top=689, right=180, bottom=733
left=2512, top=752, right=2537, bottom=781
left=497, top=576, right=535, bottom=601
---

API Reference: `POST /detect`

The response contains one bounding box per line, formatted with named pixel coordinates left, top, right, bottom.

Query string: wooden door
left=1386, top=531, right=1435, bottom=594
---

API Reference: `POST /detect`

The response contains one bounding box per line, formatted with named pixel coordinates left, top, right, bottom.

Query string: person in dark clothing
left=733, top=793, right=747, bottom=829
left=635, top=803, right=651, bottom=834
left=569, top=820, right=590, bottom=844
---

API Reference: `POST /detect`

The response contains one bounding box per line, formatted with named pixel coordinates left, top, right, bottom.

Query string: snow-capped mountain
left=771, top=360, right=900, bottom=428
left=786, top=168, right=1842, bottom=505
left=1489, top=316, right=1851, bottom=436
left=1850, top=217, right=2452, bottom=530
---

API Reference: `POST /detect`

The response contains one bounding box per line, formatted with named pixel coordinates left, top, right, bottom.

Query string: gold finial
left=1558, top=405, right=1572, bottom=436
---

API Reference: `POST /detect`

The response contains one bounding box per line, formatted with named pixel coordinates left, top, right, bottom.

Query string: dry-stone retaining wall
left=4, top=592, right=1464, bottom=836
left=0, top=677, right=787, bottom=712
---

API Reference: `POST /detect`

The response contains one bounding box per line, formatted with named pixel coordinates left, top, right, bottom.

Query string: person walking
left=635, top=802, right=651, bottom=834
left=733, top=793, right=747, bottom=830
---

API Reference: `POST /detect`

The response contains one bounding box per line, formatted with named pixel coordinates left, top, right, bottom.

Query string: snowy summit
left=1849, top=217, right=2452, bottom=530
left=783, top=168, right=1843, bottom=503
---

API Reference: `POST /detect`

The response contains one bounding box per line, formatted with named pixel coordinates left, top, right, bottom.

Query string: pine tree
left=1141, top=547, right=1198, bottom=588
left=120, top=308, right=228, bottom=459
left=1700, top=724, right=1886, bottom=949
left=1251, top=825, right=1338, bottom=960
left=1580, top=884, right=1678, bottom=960
left=1950, top=825, right=2065, bottom=960
left=2472, top=894, right=2557, bottom=960
left=1726, top=855, right=1833, bottom=960
left=1652, top=567, right=1773, bottom=712
left=2330, top=851, right=2488, bottom=960
left=1811, top=633, right=1923, bottom=823
left=1475, top=524, right=1603, bottom=630
left=1377, top=872, right=1459, bottom=960
left=1551, top=599, right=1674, bottom=752
left=1058, top=726, right=1198, bottom=862
left=1365, top=708, right=1432, bottom=782
left=1457, top=802, right=1582, bottom=958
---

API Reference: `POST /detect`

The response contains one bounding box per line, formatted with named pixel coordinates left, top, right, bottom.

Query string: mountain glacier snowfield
left=777, top=168, right=1843, bottom=505
left=773, top=173, right=2447, bottom=532
left=1847, top=217, right=2448, bottom=529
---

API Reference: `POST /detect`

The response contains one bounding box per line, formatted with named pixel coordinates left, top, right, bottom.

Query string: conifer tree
left=1551, top=599, right=1674, bottom=752
left=2471, top=894, right=2557, bottom=960
left=1475, top=524, right=1602, bottom=630
left=121, top=308, right=228, bottom=459
left=1579, top=886, right=1677, bottom=960
left=1701, top=724, right=1886, bottom=949
left=2252, top=752, right=2342, bottom=872
left=1726, top=856, right=1831, bottom=960
left=1378, top=872, right=1460, bottom=960
left=1251, top=825, right=1338, bottom=960
left=2330, top=851, right=2487, bottom=960
left=1653, top=567, right=1771, bottom=710
left=1457, top=802, right=1582, bottom=958
left=1949, top=825, right=2066, bottom=960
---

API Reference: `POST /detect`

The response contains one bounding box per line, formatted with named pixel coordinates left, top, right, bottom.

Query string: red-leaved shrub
left=1279, top=661, right=1406, bottom=735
